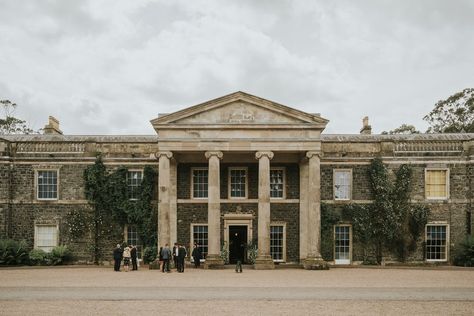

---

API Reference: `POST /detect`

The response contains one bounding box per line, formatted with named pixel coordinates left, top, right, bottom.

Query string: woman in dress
left=122, top=244, right=131, bottom=272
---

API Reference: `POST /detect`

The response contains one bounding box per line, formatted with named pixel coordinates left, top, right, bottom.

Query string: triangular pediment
left=151, top=91, right=328, bottom=127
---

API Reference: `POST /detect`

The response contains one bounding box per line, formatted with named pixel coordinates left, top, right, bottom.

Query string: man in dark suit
left=113, top=244, right=122, bottom=272
left=131, top=245, right=138, bottom=271
left=178, top=244, right=187, bottom=272
left=172, top=242, right=179, bottom=270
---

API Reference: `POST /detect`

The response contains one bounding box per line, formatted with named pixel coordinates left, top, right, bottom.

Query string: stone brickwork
left=321, top=165, right=373, bottom=201
left=1, top=97, right=473, bottom=267
left=270, top=203, right=299, bottom=262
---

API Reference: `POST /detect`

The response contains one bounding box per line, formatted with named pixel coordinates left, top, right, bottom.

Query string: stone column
left=304, top=151, right=328, bottom=270
left=156, top=151, right=173, bottom=249
left=204, top=151, right=224, bottom=268
left=254, top=151, right=275, bottom=269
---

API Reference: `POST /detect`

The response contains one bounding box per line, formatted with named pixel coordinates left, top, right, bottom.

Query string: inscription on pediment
left=228, top=107, right=255, bottom=123
left=176, top=101, right=302, bottom=124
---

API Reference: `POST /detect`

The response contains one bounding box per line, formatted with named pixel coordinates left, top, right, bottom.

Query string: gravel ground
left=0, top=267, right=473, bottom=315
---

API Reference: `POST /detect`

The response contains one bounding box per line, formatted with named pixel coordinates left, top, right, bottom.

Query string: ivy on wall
left=343, top=157, right=430, bottom=264
left=67, top=154, right=156, bottom=264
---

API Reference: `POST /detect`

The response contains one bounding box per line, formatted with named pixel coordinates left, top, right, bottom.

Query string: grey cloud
left=0, top=0, right=473, bottom=135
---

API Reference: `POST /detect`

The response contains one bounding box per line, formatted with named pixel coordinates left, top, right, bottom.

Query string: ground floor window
left=191, top=224, right=208, bottom=259
left=426, top=224, right=448, bottom=261
left=270, top=224, right=286, bottom=262
left=334, top=225, right=351, bottom=264
left=35, top=225, right=58, bottom=252
left=125, top=225, right=142, bottom=259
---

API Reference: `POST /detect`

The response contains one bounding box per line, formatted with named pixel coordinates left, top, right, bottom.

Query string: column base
left=253, top=255, right=275, bottom=270
left=303, top=257, right=329, bottom=270
left=204, top=254, right=225, bottom=269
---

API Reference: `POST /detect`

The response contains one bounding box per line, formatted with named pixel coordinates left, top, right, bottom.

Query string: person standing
left=161, top=244, right=171, bottom=273
left=122, top=245, right=131, bottom=272
left=178, top=244, right=187, bottom=273
left=113, top=244, right=123, bottom=272
left=172, top=242, right=179, bottom=270
left=192, top=243, right=202, bottom=268
left=131, top=245, right=138, bottom=271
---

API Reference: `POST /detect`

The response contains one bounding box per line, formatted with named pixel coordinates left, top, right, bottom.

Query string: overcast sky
left=0, top=0, right=473, bottom=135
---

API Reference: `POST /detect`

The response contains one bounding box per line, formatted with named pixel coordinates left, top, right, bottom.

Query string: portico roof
left=150, top=91, right=329, bottom=130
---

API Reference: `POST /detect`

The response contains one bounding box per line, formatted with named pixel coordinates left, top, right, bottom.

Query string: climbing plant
left=81, top=154, right=156, bottom=264
left=346, top=157, right=430, bottom=264
left=320, top=203, right=341, bottom=261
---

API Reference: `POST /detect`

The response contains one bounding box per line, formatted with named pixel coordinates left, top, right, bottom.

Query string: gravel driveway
left=1, top=266, right=473, bottom=315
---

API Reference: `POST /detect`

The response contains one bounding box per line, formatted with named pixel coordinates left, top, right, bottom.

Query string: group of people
left=113, top=244, right=138, bottom=272
left=158, top=242, right=202, bottom=273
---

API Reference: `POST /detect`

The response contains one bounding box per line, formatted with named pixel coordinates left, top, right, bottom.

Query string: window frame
left=425, top=168, right=450, bottom=200
left=270, top=167, right=286, bottom=200
left=34, top=224, right=59, bottom=252
left=228, top=167, right=248, bottom=199
left=190, top=167, right=209, bottom=200
left=333, top=169, right=352, bottom=201
left=190, top=223, right=209, bottom=261
left=425, top=223, right=449, bottom=262
left=126, top=169, right=143, bottom=201
left=124, top=224, right=143, bottom=260
left=270, top=222, right=286, bottom=263
left=333, top=224, right=352, bottom=265
left=35, top=169, right=59, bottom=201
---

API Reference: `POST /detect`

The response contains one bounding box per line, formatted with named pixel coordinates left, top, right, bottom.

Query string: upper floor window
left=334, top=169, right=352, bottom=200
left=270, top=168, right=285, bottom=199
left=229, top=167, right=247, bottom=199
left=37, top=170, right=58, bottom=200
left=425, top=169, right=449, bottom=200
left=192, top=168, right=208, bottom=199
left=35, top=225, right=58, bottom=252
left=127, top=170, right=143, bottom=200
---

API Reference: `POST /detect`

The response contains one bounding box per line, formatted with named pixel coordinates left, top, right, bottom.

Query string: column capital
left=155, top=151, right=173, bottom=159
left=255, top=151, right=274, bottom=160
left=305, top=151, right=323, bottom=159
left=205, top=151, right=223, bottom=160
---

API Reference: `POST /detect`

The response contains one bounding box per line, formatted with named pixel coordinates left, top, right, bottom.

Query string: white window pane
left=334, top=170, right=351, bottom=200
left=36, top=225, right=58, bottom=252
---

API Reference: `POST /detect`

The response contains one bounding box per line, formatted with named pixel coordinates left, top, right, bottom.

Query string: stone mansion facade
left=0, top=92, right=473, bottom=268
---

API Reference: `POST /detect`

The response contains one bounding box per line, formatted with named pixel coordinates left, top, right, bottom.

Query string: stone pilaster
left=299, top=158, right=309, bottom=260
left=169, top=159, right=177, bottom=246
left=204, top=151, right=225, bottom=269
left=304, top=151, right=328, bottom=270
left=254, top=151, right=275, bottom=270
left=156, top=151, right=173, bottom=249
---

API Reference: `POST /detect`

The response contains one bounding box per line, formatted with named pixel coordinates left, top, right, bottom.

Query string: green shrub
left=143, top=246, right=157, bottom=264
left=0, top=239, right=28, bottom=265
left=246, top=240, right=258, bottom=264
left=454, top=235, right=474, bottom=267
left=29, top=248, right=47, bottom=265
left=50, top=245, right=73, bottom=265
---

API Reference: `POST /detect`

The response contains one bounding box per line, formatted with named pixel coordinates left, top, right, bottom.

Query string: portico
left=151, top=91, right=328, bottom=269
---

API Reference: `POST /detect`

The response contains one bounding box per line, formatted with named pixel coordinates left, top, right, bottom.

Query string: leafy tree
left=0, top=100, right=35, bottom=134
left=424, top=88, right=474, bottom=133
left=381, top=124, right=420, bottom=135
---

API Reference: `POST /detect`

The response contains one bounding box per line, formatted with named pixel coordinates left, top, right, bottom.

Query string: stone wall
left=270, top=203, right=299, bottom=262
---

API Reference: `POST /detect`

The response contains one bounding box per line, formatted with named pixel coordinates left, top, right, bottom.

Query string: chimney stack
left=360, top=116, right=372, bottom=135
left=43, top=116, right=63, bottom=135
